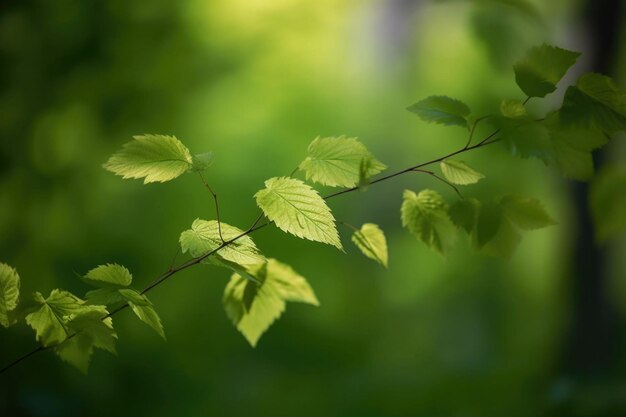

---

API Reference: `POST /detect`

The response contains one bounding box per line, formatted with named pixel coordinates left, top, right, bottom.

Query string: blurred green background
left=1, top=0, right=626, bottom=416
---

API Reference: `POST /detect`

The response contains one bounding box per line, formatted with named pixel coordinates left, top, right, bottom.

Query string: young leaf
left=407, top=96, right=471, bottom=128
left=255, top=177, right=342, bottom=249
left=351, top=223, right=388, bottom=268
left=83, top=264, right=132, bottom=288
left=500, top=195, right=556, bottom=230
left=26, top=290, right=86, bottom=346
left=500, top=99, right=527, bottom=119
left=440, top=159, right=485, bottom=185
left=401, top=189, right=457, bottom=255
left=513, top=44, right=580, bottom=98
left=64, top=306, right=117, bottom=354
left=298, top=136, right=386, bottom=187
left=118, top=289, right=165, bottom=339
left=590, top=165, right=626, bottom=243
left=0, top=263, right=20, bottom=328
left=103, top=134, right=193, bottom=183
left=561, top=73, right=626, bottom=134
left=55, top=332, right=95, bottom=374
left=223, top=259, right=318, bottom=347
left=180, top=219, right=265, bottom=265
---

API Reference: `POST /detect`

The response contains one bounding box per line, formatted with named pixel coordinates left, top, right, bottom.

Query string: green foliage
left=351, top=223, right=388, bottom=268
left=401, top=189, right=457, bottom=255
left=500, top=99, right=528, bottom=118
left=26, top=289, right=88, bottom=347
left=407, top=96, right=471, bottom=128
left=513, top=44, right=580, bottom=98
left=191, top=152, right=215, bottom=171
left=500, top=195, right=556, bottom=230
left=223, top=259, right=319, bottom=346
left=590, top=165, right=626, bottom=243
left=180, top=219, right=265, bottom=266
left=255, top=177, right=342, bottom=249
left=103, top=134, right=194, bottom=183
left=561, top=73, right=626, bottom=134
left=298, top=136, right=386, bottom=187
left=0, top=263, right=20, bottom=328
left=83, top=265, right=165, bottom=339
left=440, top=159, right=485, bottom=185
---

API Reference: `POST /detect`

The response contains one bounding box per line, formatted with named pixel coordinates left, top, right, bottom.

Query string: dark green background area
left=1, top=0, right=626, bottom=416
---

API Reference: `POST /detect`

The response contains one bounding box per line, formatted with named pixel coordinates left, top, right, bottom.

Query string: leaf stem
left=197, top=172, right=224, bottom=243
left=412, top=168, right=464, bottom=199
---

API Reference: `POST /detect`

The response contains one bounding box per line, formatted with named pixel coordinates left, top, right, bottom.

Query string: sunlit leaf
left=440, top=159, right=485, bottom=185
left=104, top=134, right=193, bottom=183
left=351, top=223, right=388, bottom=268
left=298, top=136, right=386, bottom=187
left=223, top=259, right=319, bottom=346
left=25, top=290, right=86, bottom=347
left=255, top=177, right=342, bottom=249
left=118, top=289, right=165, bottom=339
left=82, top=264, right=132, bottom=288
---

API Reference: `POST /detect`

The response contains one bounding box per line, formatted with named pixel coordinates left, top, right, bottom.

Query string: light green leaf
left=83, top=264, right=132, bottom=288
left=103, top=134, right=193, bottom=183
left=407, top=96, right=471, bottom=128
left=298, top=136, right=386, bottom=187
left=440, top=159, right=485, bottom=185
left=26, top=289, right=86, bottom=347
left=0, top=263, right=20, bottom=327
left=500, top=99, right=527, bottom=118
left=255, top=177, right=342, bottom=249
left=180, top=219, right=265, bottom=266
left=561, top=73, right=626, bottom=134
left=223, top=259, right=318, bottom=346
left=351, top=223, right=388, bottom=268
left=401, top=189, right=457, bottom=255
left=590, top=165, right=626, bottom=242
left=64, top=306, right=116, bottom=354
left=513, top=44, right=580, bottom=98
left=500, top=195, right=556, bottom=230
left=118, top=289, right=165, bottom=339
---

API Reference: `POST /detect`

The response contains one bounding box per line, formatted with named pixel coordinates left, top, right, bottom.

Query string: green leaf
left=180, top=219, right=265, bottom=266
left=351, top=223, right=388, bottom=268
left=590, top=165, right=626, bottom=242
left=500, top=99, right=528, bottom=118
left=26, top=290, right=86, bottom=346
left=479, top=216, right=522, bottom=259
left=407, top=96, right=471, bottom=128
left=0, top=263, right=20, bottom=328
left=561, top=73, right=626, bottom=134
left=255, top=177, right=342, bottom=249
left=85, top=288, right=125, bottom=306
left=118, top=289, right=165, bottom=339
left=358, top=155, right=376, bottom=191
left=103, top=134, right=193, bottom=183
left=496, top=116, right=552, bottom=160
left=513, top=44, right=580, bottom=98
left=55, top=306, right=117, bottom=373
left=401, top=189, right=457, bottom=255
left=191, top=152, right=215, bottom=171
left=476, top=202, right=504, bottom=248
left=440, top=159, right=485, bottom=185
left=83, top=264, right=132, bottom=288
left=500, top=195, right=556, bottom=230
left=223, top=259, right=319, bottom=346
left=298, top=136, right=386, bottom=187
left=449, top=198, right=480, bottom=234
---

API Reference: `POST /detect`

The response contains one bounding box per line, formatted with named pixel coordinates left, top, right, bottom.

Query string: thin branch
left=337, top=220, right=359, bottom=232
left=197, top=172, right=224, bottom=243
left=464, top=115, right=491, bottom=149
left=412, top=168, right=464, bottom=199
left=0, top=125, right=504, bottom=375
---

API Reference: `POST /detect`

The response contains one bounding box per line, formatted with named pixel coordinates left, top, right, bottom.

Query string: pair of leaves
left=103, top=134, right=213, bottom=184
left=298, top=136, right=386, bottom=188
left=0, top=263, right=20, bottom=328
left=223, top=259, right=319, bottom=347
left=25, top=289, right=117, bottom=373
left=83, top=264, right=165, bottom=339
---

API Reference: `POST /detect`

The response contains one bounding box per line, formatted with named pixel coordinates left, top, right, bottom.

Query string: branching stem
left=412, top=168, right=464, bottom=199
left=0, top=126, right=503, bottom=375
left=198, top=172, right=224, bottom=243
